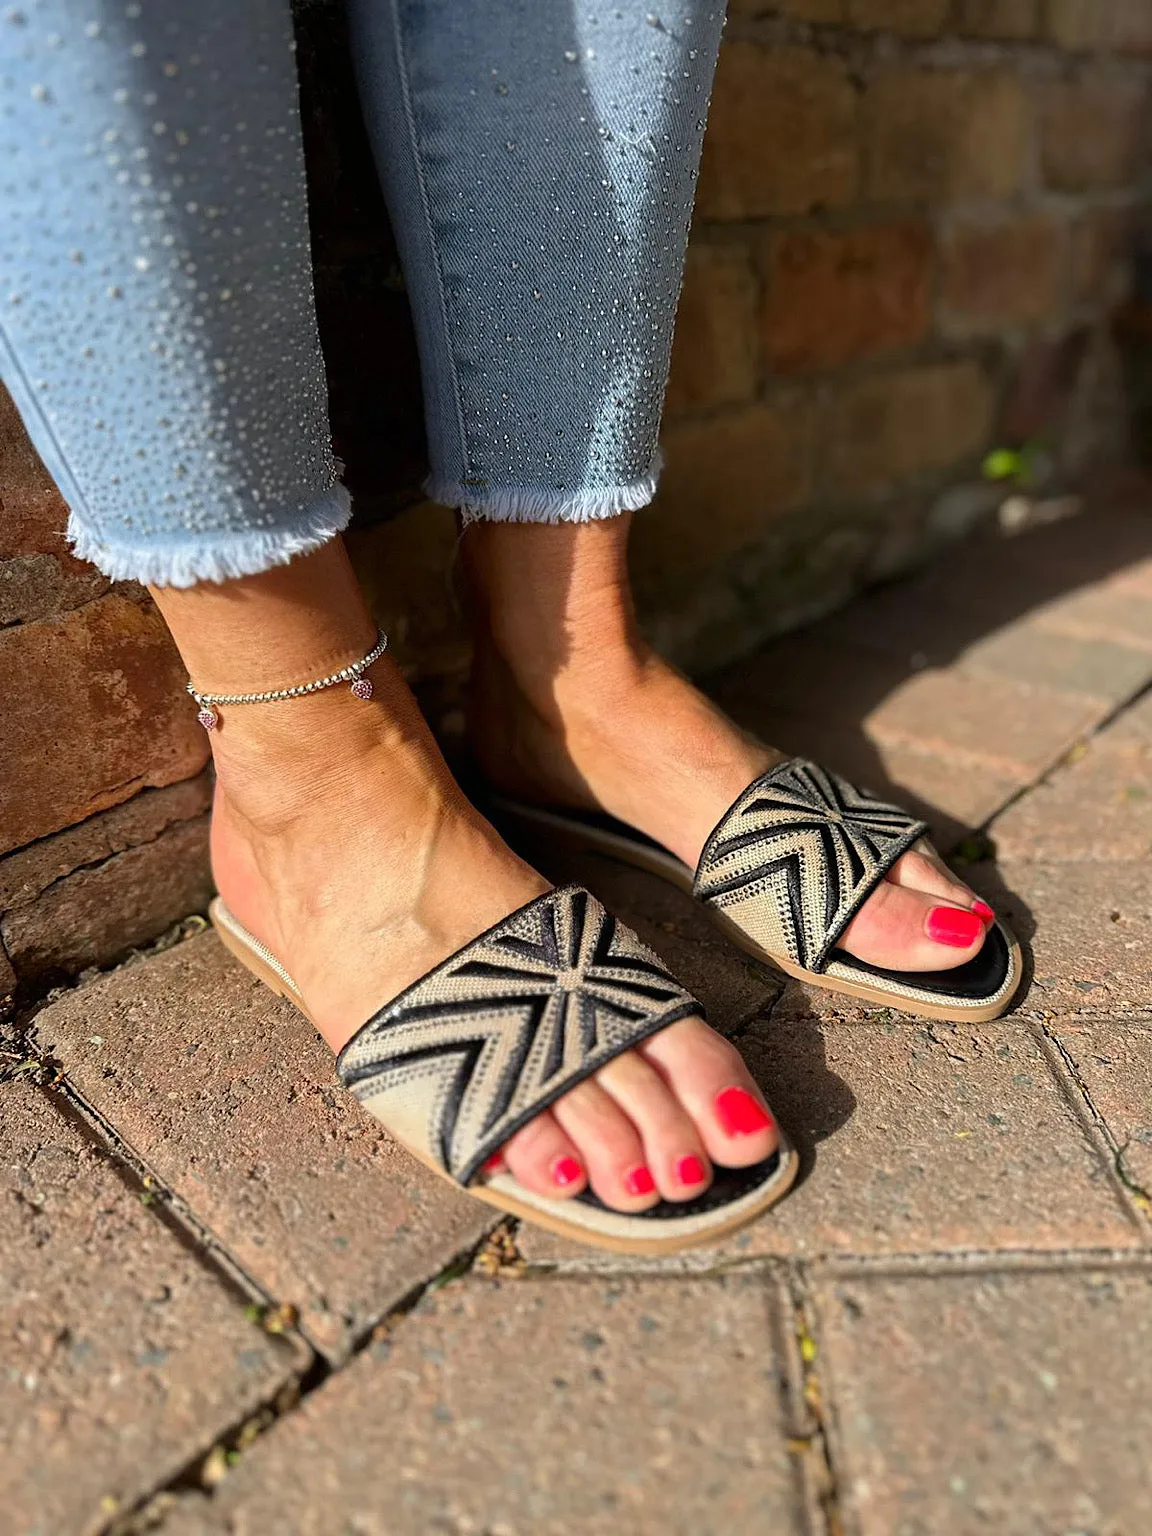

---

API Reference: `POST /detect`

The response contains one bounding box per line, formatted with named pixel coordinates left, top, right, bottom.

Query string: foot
left=468, top=633, right=992, bottom=976
left=208, top=655, right=779, bottom=1215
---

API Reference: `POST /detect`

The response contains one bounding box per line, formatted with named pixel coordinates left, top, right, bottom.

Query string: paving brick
left=0, top=774, right=211, bottom=912
left=846, top=0, right=950, bottom=34
left=762, top=221, right=933, bottom=376
left=698, top=43, right=858, bottom=220
left=31, top=933, right=495, bottom=1361
left=1040, top=74, right=1150, bottom=191
left=1049, top=1017, right=1152, bottom=1198
left=521, top=1018, right=1142, bottom=1267
left=817, top=1269, right=1152, bottom=1533
left=1031, top=583, right=1152, bottom=651
left=633, top=399, right=814, bottom=604
left=862, top=69, right=1030, bottom=203
left=956, top=623, right=1152, bottom=705
left=956, top=0, right=1038, bottom=38
left=2, top=815, right=213, bottom=985
left=822, top=361, right=993, bottom=498
left=665, top=242, right=760, bottom=418
left=1104, top=684, right=1152, bottom=749
left=991, top=730, right=1152, bottom=861
left=0, top=1080, right=302, bottom=1536
left=0, top=592, right=210, bottom=855
left=967, top=857, right=1152, bottom=1010
left=163, top=1273, right=805, bottom=1536
left=863, top=667, right=1101, bottom=776
left=940, top=214, right=1069, bottom=334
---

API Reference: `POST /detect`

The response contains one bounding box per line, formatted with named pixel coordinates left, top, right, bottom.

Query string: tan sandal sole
left=490, top=800, right=1024, bottom=1027
left=208, top=898, right=799, bottom=1256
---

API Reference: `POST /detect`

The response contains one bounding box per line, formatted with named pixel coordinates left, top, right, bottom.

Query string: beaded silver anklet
left=187, top=628, right=389, bottom=731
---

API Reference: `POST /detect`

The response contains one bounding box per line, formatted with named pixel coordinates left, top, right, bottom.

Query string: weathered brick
left=992, top=738, right=1152, bottom=863
left=1048, top=0, right=1152, bottom=53
left=2, top=815, right=213, bottom=983
left=33, top=933, right=495, bottom=1361
left=634, top=399, right=814, bottom=601
left=1041, top=75, right=1149, bottom=191
left=698, top=43, right=858, bottom=219
left=762, top=220, right=933, bottom=375
left=0, top=1081, right=302, bottom=1536
left=665, top=242, right=760, bottom=417
left=958, top=623, right=1152, bottom=708
left=956, top=0, right=1038, bottom=38
left=1050, top=1018, right=1152, bottom=1198
left=817, top=1270, right=1152, bottom=1533
left=821, top=361, right=994, bottom=497
left=0, top=774, right=211, bottom=911
left=847, top=0, right=949, bottom=34
left=163, top=1275, right=805, bottom=1536
left=1, top=593, right=209, bottom=855
left=863, top=69, right=1030, bottom=203
left=521, top=1019, right=1142, bottom=1265
left=0, top=386, right=109, bottom=624
left=1071, top=205, right=1136, bottom=307
left=940, top=213, right=1069, bottom=333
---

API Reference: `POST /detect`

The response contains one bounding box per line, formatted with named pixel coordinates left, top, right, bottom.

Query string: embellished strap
left=693, top=758, right=929, bottom=974
left=335, top=886, right=700, bottom=1187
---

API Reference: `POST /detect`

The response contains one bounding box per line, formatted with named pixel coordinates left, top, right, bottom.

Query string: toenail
left=972, top=899, right=995, bottom=922
left=714, top=1086, right=774, bottom=1137
left=624, top=1165, right=656, bottom=1197
left=926, top=906, right=984, bottom=947
left=676, top=1154, right=706, bottom=1186
left=552, top=1155, right=583, bottom=1188
left=481, top=1152, right=505, bottom=1174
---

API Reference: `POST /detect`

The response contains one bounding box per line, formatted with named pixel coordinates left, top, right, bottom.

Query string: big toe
left=840, top=870, right=989, bottom=972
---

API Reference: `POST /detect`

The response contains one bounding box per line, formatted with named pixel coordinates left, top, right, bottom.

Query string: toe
left=501, top=1108, right=587, bottom=1201
left=550, top=1077, right=661, bottom=1211
left=639, top=1017, right=779, bottom=1169
left=595, top=1047, right=712, bottom=1202
left=839, top=875, right=987, bottom=971
left=889, top=841, right=991, bottom=920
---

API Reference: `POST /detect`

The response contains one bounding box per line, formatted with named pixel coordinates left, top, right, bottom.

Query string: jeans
left=0, top=1, right=725, bottom=586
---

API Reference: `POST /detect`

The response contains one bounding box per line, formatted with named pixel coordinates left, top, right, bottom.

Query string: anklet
left=187, top=628, right=389, bottom=731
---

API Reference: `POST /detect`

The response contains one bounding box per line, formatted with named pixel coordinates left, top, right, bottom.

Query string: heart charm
left=350, top=677, right=373, bottom=701
left=197, top=707, right=218, bottom=731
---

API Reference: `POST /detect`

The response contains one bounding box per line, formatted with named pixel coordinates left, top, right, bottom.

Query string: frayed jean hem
left=428, top=452, right=661, bottom=526
left=66, top=484, right=353, bottom=588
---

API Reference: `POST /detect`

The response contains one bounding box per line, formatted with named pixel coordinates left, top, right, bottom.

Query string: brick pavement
left=3, top=504, right=1152, bottom=1534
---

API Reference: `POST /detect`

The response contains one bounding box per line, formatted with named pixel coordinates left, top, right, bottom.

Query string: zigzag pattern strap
left=335, top=886, right=701, bottom=1187
left=693, top=758, right=929, bottom=974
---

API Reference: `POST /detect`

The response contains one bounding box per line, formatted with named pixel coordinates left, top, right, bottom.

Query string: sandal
left=209, top=884, right=798, bottom=1254
left=488, top=759, right=1023, bottom=1025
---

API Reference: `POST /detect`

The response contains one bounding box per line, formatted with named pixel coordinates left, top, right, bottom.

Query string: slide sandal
left=210, top=884, right=799, bottom=1254
left=489, top=759, right=1023, bottom=1025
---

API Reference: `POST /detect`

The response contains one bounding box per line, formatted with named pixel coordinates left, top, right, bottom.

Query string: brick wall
left=1, top=0, right=1150, bottom=1005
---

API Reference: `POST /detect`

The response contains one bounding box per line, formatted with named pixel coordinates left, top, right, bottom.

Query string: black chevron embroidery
left=338, top=887, right=699, bottom=1185
left=695, top=760, right=927, bottom=972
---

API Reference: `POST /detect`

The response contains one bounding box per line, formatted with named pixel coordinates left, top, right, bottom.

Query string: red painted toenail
left=972, top=900, right=995, bottom=922
left=481, top=1152, right=504, bottom=1174
left=624, top=1165, right=656, bottom=1196
left=552, top=1155, right=583, bottom=1188
left=676, top=1154, right=706, bottom=1185
left=926, top=906, right=984, bottom=947
left=715, top=1086, right=774, bottom=1137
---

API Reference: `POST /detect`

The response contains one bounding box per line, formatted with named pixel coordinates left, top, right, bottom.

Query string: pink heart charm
left=197, top=707, right=218, bottom=731
left=350, top=678, right=373, bottom=701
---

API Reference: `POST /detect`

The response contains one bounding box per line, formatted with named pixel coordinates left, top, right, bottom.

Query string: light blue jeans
left=0, top=1, right=724, bottom=586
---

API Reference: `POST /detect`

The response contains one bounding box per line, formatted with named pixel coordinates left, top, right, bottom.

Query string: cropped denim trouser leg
left=0, top=2, right=725, bottom=586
